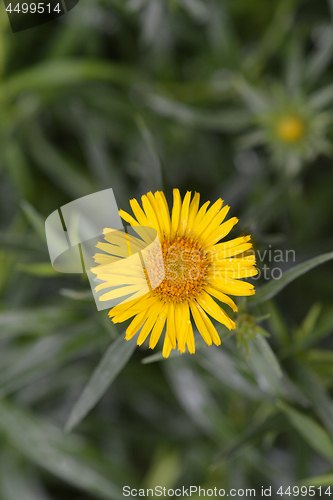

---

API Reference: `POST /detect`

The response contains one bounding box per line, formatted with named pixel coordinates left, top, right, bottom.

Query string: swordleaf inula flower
left=91, top=190, right=258, bottom=357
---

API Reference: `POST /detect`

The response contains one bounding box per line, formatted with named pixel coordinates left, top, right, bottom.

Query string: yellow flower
left=275, top=115, right=306, bottom=143
left=91, top=190, right=258, bottom=358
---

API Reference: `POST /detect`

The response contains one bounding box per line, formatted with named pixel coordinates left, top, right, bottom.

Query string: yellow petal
left=137, top=301, right=164, bottom=345
left=119, top=209, right=151, bottom=244
left=103, top=228, right=145, bottom=251
left=162, top=333, right=173, bottom=358
left=171, top=189, right=182, bottom=238
left=109, top=294, right=144, bottom=317
left=186, top=192, right=200, bottom=234
left=119, top=209, right=138, bottom=226
left=189, top=201, right=210, bottom=235
left=125, top=309, right=147, bottom=340
left=207, top=235, right=251, bottom=253
left=111, top=295, right=157, bottom=322
left=149, top=308, right=167, bottom=349
left=192, top=198, right=223, bottom=239
left=207, top=242, right=253, bottom=261
left=175, top=301, right=190, bottom=353
left=189, top=300, right=212, bottom=346
left=223, top=268, right=258, bottom=279
left=178, top=191, right=192, bottom=236
left=185, top=322, right=195, bottom=354
left=130, top=198, right=150, bottom=226
left=142, top=194, right=161, bottom=235
left=191, top=301, right=220, bottom=345
left=95, top=275, right=146, bottom=291
left=99, top=284, right=143, bottom=302
left=210, top=255, right=256, bottom=269
left=203, top=217, right=239, bottom=247
left=92, top=254, right=119, bottom=266
left=196, top=290, right=235, bottom=330
left=95, top=241, right=130, bottom=258
left=155, top=191, right=171, bottom=237
left=203, top=285, right=238, bottom=312
left=210, top=277, right=255, bottom=296
left=166, top=302, right=176, bottom=349
left=199, top=205, right=230, bottom=244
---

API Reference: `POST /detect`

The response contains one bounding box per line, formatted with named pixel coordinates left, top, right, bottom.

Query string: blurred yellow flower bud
left=276, top=115, right=305, bottom=143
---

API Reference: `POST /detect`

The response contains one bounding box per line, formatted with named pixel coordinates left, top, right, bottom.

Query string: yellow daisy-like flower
left=91, top=190, right=258, bottom=358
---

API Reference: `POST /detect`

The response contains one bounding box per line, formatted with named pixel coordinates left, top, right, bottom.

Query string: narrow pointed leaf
left=16, top=262, right=58, bottom=276
left=65, top=334, right=137, bottom=432
left=255, top=331, right=283, bottom=378
left=20, top=201, right=46, bottom=242
left=296, top=366, right=333, bottom=440
left=2, top=60, right=137, bottom=98
left=0, top=400, right=126, bottom=500
left=213, top=411, right=284, bottom=467
left=0, top=451, right=52, bottom=500
left=249, top=252, right=333, bottom=306
left=278, top=402, right=333, bottom=461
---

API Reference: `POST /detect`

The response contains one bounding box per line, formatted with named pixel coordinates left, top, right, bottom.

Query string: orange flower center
left=152, top=236, right=209, bottom=303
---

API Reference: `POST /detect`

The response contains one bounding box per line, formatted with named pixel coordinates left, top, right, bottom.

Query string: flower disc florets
left=153, top=236, right=209, bottom=303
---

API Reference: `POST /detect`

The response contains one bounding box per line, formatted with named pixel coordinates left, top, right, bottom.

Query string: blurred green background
left=1, top=0, right=333, bottom=498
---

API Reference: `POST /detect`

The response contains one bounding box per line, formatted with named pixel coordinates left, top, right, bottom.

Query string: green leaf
left=16, top=262, right=58, bottom=276
left=1, top=60, right=137, bottom=98
left=309, top=83, right=333, bottom=110
left=246, top=339, right=284, bottom=397
left=279, top=309, right=333, bottom=359
left=245, top=340, right=308, bottom=405
left=295, top=302, right=322, bottom=341
left=285, top=35, right=303, bottom=95
left=147, top=94, right=253, bottom=132
left=213, top=410, right=284, bottom=467
left=141, top=338, right=223, bottom=364
left=302, top=349, right=333, bottom=380
left=163, top=355, right=232, bottom=438
left=0, top=324, right=104, bottom=395
left=0, top=400, right=125, bottom=500
left=197, top=346, right=264, bottom=400
left=244, top=0, right=295, bottom=77
left=305, top=27, right=333, bottom=86
left=20, top=201, right=46, bottom=243
left=296, top=366, right=333, bottom=440
left=141, top=348, right=183, bottom=364
left=265, top=301, right=290, bottom=347
left=60, top=288, right=93, bottom=301
left=249, top=251, right=333, bottom=307
left=141, top=338, right=213, bottom=365
left=300, top=472, right=333, bottom=487
left=254, top=332, right=283, bottom=379
left=0, top=449, right=51, bottom=500
left=27, top=122, right=94, bottom=198
left=65, top=334, right=137, bottom=432
left=135, top=115, right=163, bottom=191
left=144, top=446, right=181, bottom=490
left=278, top=401, right=333, bottom=461
left=0, top=306, right=77, bottom=338
left=232, top=76, right=270, bottom=113
left=3, top=142, right=34, bottom=199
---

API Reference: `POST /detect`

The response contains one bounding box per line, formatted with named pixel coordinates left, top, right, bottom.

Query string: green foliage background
left=1, top=0, right=333, bottom=498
